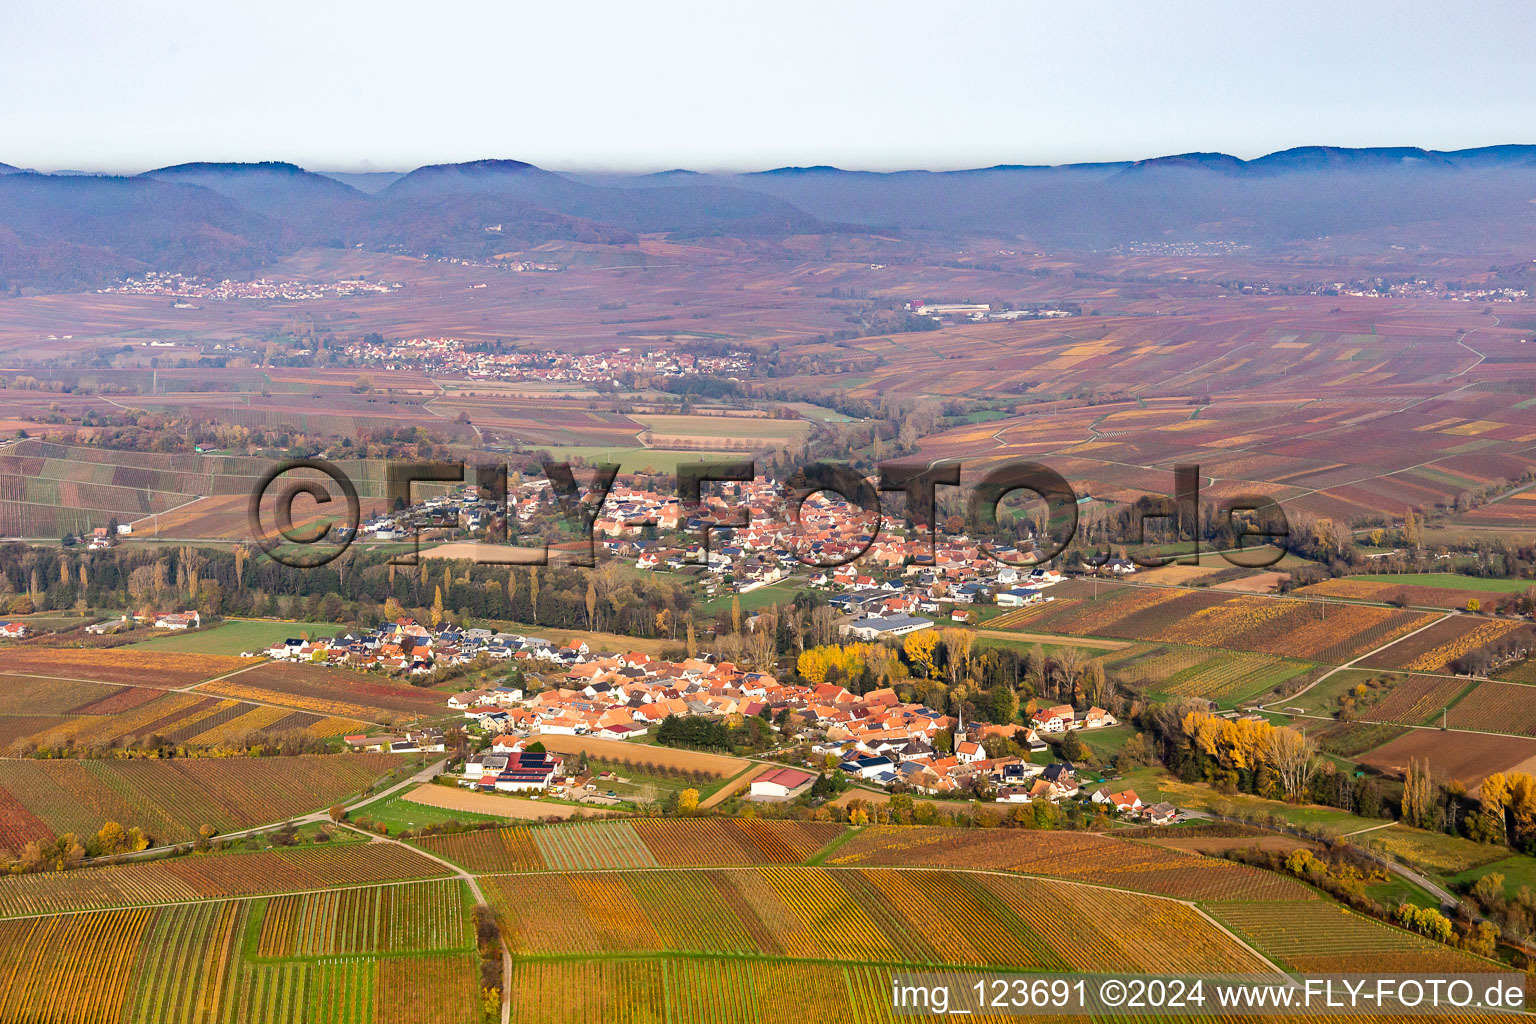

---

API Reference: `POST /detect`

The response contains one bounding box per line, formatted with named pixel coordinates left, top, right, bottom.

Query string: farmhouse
left=748, top=767, right=816, bottom=799
left=1091, top=788, right=1143, bottom=813
left=481, top=750, right=565, bottom=792
left=1031, top=705, right=1075, bottom=733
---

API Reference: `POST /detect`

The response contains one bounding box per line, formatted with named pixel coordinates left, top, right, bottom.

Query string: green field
left=1448, top=853, right=1536, bottom=897
left=698, top=580, right=803, bottom=614
left=128, top=618, right=350, bottom=654
left=1069, top=723, right=1131, bottom=763
left=350, top=786, right=511, bottom=832
left=1356, top=573, right=1535, bottom=594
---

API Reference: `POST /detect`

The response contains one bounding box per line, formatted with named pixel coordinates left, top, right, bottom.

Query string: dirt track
left=699, top=763, right=772, bottom=810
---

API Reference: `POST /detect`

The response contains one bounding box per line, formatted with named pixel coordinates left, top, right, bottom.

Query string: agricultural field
left=1100, top=644, right=1310, bottom=705
left=0, top=753, right=400, bottom=850
left=508, top=959, right=938, bottom=1024
left=255, top=877, right=472, bottom=956
left=634, top=412, right=812, bottom=449
left=1359, top=614, right=1534, bottom=673
left=414, top=817, right=844, bottom=873
left=395, top=784, right=590, bottom=823
left=0, top=892, right=479, bottom=1024
left=1443, top=679, right=1536, bottom=738
left=530, top=734, right=749, bottom=777
left=518, top=445, right=738, bottom=474
left=0, top=647, right=249, bottom=688
left=0, top=842, right=452, bottom=918
left=988, top=582, right=1434, bottom=664
left=822, top=825, right=1314, bottom=901
left=1495, top=659, right=1536, bottom=684
left=1449, top=854, right=1536, bottom=899
left=1286, top=670, right=1474, bottom=726
left=195, top=661, right=449, bottom=723
left=129, top=620, right=350, bottom=655
left=1360, top=674, right=1472, bottom=725
left=0, top=682, right=364, bottom=756
left=1300, top=574, right=1536, bottom=611
left=1357, top=728, right=1536, bottom=791
left=1307, top=720, right=1411, bottom=758
left=483, top=866, right=1270, bottom=972
left=1201, top=899, right=1495, bottom=973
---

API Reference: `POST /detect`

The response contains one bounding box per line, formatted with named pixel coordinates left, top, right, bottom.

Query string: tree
left=904, top=630, right=940, bottom=678
left=1059, top=730, right=1087, bottom=763
left=677, top=788, right=699, bottom=815
left=95, top=821, right=128, bottom=857
left=328, top=804, right=346, bottom=823
left=431, top=586, right=444, bottom=627
left=1401, top=757, right=1437, bottom=830
left=987, top=685, right=1018, bottom=725
left=56, top=834, right=85, bottom=871
left=1264, top=726, right=1319, bottom=800
left=1480, top=771, right=1511, bottom=845
left=730, top=595, right=742, bottom=634
left=939, top=628, right=975, bottom=686
left=1467, top=598, right=1481, bottom=613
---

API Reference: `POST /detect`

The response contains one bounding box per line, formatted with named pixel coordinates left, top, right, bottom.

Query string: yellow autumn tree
left=904, top=630, right=940, bottom=678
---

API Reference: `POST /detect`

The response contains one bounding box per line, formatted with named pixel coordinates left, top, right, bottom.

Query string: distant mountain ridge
left=2, top=143, right=1536, bottom=292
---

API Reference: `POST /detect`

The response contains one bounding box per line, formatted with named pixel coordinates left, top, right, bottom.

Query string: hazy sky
left=5, top=0, right=1535, bottom=173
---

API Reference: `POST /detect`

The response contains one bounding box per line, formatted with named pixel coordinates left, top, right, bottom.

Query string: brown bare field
left=532, top=735, right=749, bottom=777
left=417, top=541, right=551, bottom=563
left=400, top=784, right=590, bottom=821
left=1356, top=729, right=1536, bottom=788
left=1133, top=564, right=1221, bottom=586
left=0, top=647, right=248, bottom=688
left=1211, top=572, right=1289, bottom=593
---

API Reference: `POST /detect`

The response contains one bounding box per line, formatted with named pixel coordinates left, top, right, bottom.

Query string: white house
left=1083, top=707, right=1117, bottom=729
left=1031, top=704, right=1075, bottom=733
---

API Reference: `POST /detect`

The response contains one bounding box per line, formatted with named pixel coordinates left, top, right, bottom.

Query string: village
left=362, top=473, right=1139, bottom=639
left=101, top=270, right=404, bottom=302
left=445, top=661, right=1174, bottom=819
left=339, top=337, right=754, bottom=383
left=254, top=606, right=1175, bottom=822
